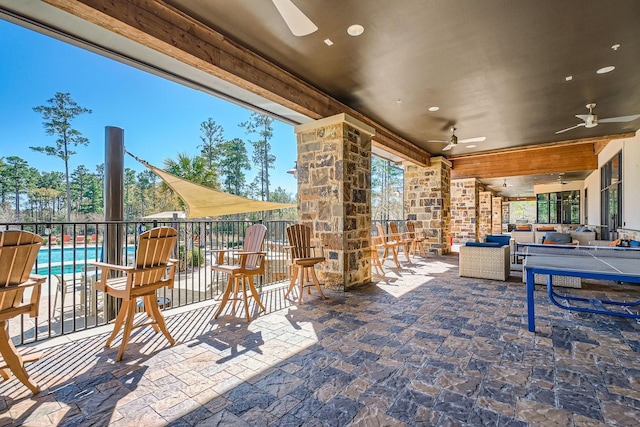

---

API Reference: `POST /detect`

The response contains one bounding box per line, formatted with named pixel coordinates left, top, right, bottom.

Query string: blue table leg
left=526, top=269, right=536, bottom=332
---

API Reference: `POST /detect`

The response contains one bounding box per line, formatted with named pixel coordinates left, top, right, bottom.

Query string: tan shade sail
left=130, top=153, right=296, bottom=218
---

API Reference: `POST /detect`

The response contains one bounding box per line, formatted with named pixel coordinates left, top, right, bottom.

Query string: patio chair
left=53, top=274, right=86, bottom=316
left=370, top=237, right=386, bottom=276
left=374, top=223, right=401, bottom=268
left=388, top=222, right=412, bottom=262
left=211, top=223, right=267, bottom=322
left=284, top=224, right=327, bottom=304
left=91, top=226, right=178, bottom=361
left=0, top=230, right=46, bottom=394
left=406, top=221, right=428, bottom=257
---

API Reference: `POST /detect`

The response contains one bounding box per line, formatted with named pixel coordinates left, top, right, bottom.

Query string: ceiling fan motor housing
left=585, top=114, right=598, bottom=128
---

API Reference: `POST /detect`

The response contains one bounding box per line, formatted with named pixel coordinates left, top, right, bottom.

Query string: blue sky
left=0, top=19, right=298, bottom=194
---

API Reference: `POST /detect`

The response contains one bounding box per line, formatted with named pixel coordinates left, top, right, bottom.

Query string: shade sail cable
left=126, top=151, right=296, bottom=218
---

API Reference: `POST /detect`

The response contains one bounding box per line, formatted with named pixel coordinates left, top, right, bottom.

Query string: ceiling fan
left=428, top=127, right=486, bottom=151
left=555, top=103, right=640, bottom=134
left=272, top=0, right=318, bottom=36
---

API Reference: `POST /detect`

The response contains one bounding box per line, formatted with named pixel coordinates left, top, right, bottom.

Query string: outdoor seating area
left=2, top=253, right=640, bottom=425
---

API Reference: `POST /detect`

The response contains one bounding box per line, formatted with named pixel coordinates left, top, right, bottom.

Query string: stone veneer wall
left=451, top=178, right=481, bottom=242
left=294, top=114, right=373, bottom=290
left=405, top=157, right=451, bottom=255
left=479, top=191, right=493, bottom=239
left=492, top=196, right=503, bottom=234
left=501, top=202, right=510, bottom=234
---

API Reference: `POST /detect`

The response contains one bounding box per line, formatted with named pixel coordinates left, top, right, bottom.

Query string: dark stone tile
left=499, top=416, right=528, bottom=427
left=288, top=398, right=324, bottom=420
left=391, top=313, right=419, bottom=324
left=225, top=383, right=277, bottom=416
left=433, top=390, right=474, bottom=422
left=354, top=360, right=397, bottom=383
left=314, top=395, right=362, bottom=427
left=270, top=413, right=304, bottom=427
left=531, top=366, right=554, bottom=382
left=557, top=388, right=603, bottom=420
left=181, top=405, right=214, bottom=425
left=467, top=358, right=490, bottom=374
left=343, top=349, right=380, bottom=365
left=288, top=385, right=313, bottom=401
left=479, top=380, right=516, bottom=406
left=306, top=366, right=345, bottom=389
left=467, top=407, right=501, bottom=427
left=524, top=386, right=555, bottom=406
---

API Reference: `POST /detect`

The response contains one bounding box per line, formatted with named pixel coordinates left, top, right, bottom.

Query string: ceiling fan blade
left=459, top=136, right=486, bottom=143
left=272, top=0, right=318, bottom=36
left=575, top=114, right=591, bottom=121
left=555, top=123, right=585, bottom=134
left=442, top=144, right=454, bottom=151
left=428, top=139, right=447, bottom=143
left=598, top=114, right=640, bottom=123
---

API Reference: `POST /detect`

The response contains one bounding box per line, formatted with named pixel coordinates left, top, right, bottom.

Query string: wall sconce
left=286, top=161, right=298, bottom=179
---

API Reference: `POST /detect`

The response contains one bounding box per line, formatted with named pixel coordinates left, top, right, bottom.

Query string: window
left=536, top=190, right=580, bottom=224
left=601, top=151, right=622, bottom=240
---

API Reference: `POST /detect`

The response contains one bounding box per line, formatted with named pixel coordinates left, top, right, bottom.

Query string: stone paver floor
left=2, top=254, right=640, bottom=426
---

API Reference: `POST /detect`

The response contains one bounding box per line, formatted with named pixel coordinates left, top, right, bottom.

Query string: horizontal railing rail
left=1, top=220, right=294, bottom=345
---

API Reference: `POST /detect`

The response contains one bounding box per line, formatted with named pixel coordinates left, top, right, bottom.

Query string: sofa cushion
left=486, top=235, right=511, bottom=246
left=465, top=242, right=501, bottom=247
left=630, top=240, right=640, bottom=248
left=516, top=225, right=532, bottom=231
left=536, top=226, right=555, bottom=231
left=542, top=232, right=572, bottom=245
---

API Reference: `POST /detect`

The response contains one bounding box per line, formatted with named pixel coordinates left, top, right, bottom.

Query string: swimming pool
left=34, top=246, right=136, bottom=275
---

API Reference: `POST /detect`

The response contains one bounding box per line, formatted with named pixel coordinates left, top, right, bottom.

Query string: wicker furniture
left=523, top=272, right=582, bottom=288
left=459, top=244, right=511, bottom=281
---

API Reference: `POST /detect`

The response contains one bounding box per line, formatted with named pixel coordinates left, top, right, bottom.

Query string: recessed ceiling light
left=396, top=99, right=402, bottom=104
left=347, top=24, right=365, bottom=36
left=465, top=145, right=476, bottom=148
left=565, top=75, right=573, bottom=81
left=323, top=38, right=333, bottom=46
left=612, top=43, right=620, bottom=51
left=428, top=106, right=439, bottom=112
left=596, top=66, right=615, bottom=74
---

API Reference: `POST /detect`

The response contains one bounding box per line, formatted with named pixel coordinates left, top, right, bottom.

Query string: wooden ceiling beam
left=450, top=142, right=599, bottom=180
left=447, top=133, right=633, bottom=161
left=42, top=0, right=430, bottom=166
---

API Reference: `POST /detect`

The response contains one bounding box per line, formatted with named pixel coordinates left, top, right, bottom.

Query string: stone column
left=479, top=191, right=493, bottom=239
left=294, top=113, right=374, bottom=290
left=451, top=178, right=482, bottom=243
left=404, top=157, right=451, bottom=255
left=492, top=196, right=503, bottom=234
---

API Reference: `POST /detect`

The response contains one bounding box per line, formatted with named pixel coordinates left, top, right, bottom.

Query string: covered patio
left=2, top=255, right=640, bottom=426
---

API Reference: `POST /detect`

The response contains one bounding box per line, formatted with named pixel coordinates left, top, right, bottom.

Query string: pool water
left=34, top=246, right=136, bottom=275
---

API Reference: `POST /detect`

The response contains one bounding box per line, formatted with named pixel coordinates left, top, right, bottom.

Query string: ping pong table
left=524, top=245, right=640, bottom=332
